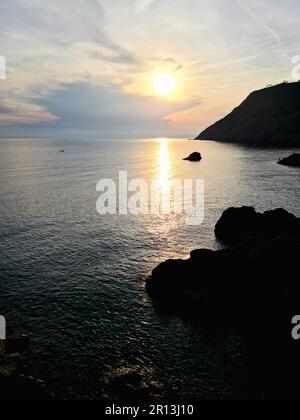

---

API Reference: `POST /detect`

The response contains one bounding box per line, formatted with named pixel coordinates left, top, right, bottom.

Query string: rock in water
left=278, top=154, right=300, bottom=167
left=214, top=206, right=258, bottom=245
left=215, top=206, right=299, bottom=245
left=183, top=152, right=202, bottom=162
left=146, top=206, right=300, bottom=399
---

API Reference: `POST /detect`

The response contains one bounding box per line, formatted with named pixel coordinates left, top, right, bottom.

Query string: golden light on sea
left=158, top=138, right=170, bottom=189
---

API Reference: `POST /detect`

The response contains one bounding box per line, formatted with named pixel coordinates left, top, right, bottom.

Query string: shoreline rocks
left=0, top=335, right=51, bottom=400
left=147, top=207, right=300, bottom=306
left=146, top=206, right=300, bottom=399
left=107, top=367, right=162, bottom=400
left=278, top=153, right=300, bottom=167
left=215, top=206, right=299, bottom=245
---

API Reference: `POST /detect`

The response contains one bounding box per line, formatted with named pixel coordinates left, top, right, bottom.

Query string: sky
left=0, top=0, right=299, bottom=139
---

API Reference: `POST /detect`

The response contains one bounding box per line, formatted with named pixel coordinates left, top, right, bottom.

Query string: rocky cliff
left=196, top=82, right=300, bottom=146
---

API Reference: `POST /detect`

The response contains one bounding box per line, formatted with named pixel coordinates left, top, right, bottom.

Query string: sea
left=0, top=138, right=299, bottom=399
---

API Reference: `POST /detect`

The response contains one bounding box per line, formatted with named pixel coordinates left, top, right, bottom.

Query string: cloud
left=236, top=0, right=288, bottom=61
left=0, top=99, right=59, bottom=125
left=0, top=0, right=136, bottom=126
left=1, top=0, right=300, bottom=137
left=36, top=83, right=198, bottom=135
left=135, top=0, right=155, bottom=13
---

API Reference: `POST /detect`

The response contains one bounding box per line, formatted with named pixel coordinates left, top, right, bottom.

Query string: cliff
left=196, top=82, right=300, bottom=146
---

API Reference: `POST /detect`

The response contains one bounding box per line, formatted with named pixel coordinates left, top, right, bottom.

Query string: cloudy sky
left=0, top=0, right=299, bottom=139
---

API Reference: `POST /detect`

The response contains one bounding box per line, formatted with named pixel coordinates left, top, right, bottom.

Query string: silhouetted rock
left=146, top=247, right=247, bottom=323
left=108, top=367, right=162, bottom=400
left=215, top=207, right=258, bottom=245
left=0, top=336, right=51, bottom=400
left=4, top=335, right=31, bottom=355
left=147, top=206, right=300, bottom=313
left=183, top=152, right=202, bottom=162
left=260, top=208, right=299, bottom=238
left=146, top=206, right=300, bottom=399
left=196, top=82, right=300, bottom=146
left=215, top=206, right=299, bottom=245
left=278, top=153, right=300, bottom=167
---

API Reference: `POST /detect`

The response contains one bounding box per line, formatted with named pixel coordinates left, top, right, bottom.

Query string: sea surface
left=0, top=138, right=299, bottom=399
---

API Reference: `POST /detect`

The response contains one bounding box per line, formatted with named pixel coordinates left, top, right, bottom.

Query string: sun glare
left=153, top=73, right=176, bottom=96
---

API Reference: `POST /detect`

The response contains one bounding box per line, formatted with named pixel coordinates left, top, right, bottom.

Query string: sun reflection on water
left=158, top=138, right=170, bottom=191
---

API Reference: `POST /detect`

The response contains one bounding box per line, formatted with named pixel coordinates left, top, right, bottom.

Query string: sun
left=153, top=73, right=176, bottom=96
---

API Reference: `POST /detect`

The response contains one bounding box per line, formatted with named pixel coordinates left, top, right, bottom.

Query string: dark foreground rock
left=278, top=154, right=300, bottom=167
left=0, top=336, right=51, bottom=400
left=183, top=152, right=202, bottom=162
left=146, top=207, right=300, bottom=400
left=215, top=206, right=299, bottom=245
left=107, top=367, right=162, bottom=400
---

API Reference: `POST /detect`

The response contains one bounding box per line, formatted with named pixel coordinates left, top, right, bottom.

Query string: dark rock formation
left=0, top=336, right=51, bottom=400
left=215, top=207, right=299, bottom=245
left=278, top=153, right=300, bottom=167
left=4, top=335, right=31, bottom=355
left=183, top=152, right=202, bottom=162
left=147, top=207, right=300, bottom=314
left=107, top=367, right=162, bottom=400
left=146, top=206, right=300, bottom=399
left=196, top=82, right=300, bottom=146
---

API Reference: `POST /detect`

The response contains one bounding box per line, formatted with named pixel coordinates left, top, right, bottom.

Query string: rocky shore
left=0, top=336, right=51, bottom=400
left=146, top=207, right=300, bottom=399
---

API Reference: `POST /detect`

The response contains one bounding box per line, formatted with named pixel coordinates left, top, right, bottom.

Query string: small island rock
left=183, top=152, right=202, bottom=162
